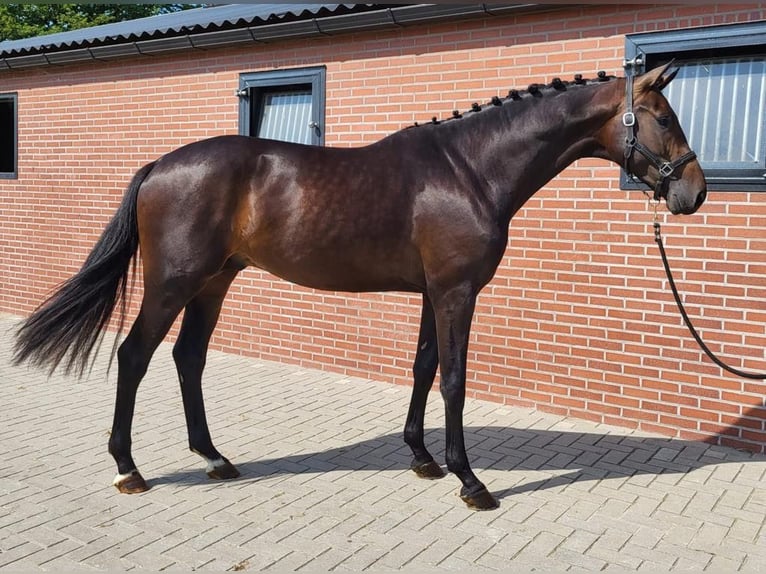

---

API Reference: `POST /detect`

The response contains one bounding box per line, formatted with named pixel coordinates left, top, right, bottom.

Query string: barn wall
left=2, top=3, right=765, bottom=451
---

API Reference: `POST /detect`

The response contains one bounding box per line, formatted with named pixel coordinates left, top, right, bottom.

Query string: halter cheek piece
left=622, top=58, right=697, bottom=201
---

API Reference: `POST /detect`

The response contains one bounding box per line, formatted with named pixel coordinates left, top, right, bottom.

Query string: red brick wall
left=2, top=4, right=765, bottom=451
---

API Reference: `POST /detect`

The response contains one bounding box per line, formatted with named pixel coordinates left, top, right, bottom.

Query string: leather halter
left=622, top=59, right=698, bottom=201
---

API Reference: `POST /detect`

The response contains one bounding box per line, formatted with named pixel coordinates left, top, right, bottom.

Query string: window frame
left=624, top=21, right=766, bottom=192
left=0, top=92, right=18, bottom=179
left=238, top=66, right=326, bottom=146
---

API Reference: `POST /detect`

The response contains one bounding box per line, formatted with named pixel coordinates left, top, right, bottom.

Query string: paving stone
left=2, top=313, right=766, bottom=572
left=0, top=541, right=44, bottom=569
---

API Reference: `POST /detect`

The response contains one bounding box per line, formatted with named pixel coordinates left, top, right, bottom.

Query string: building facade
left=1, top=3, right=765, bottom=451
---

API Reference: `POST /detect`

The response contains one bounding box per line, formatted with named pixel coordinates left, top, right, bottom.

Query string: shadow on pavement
left=150, top=424, right=763, bottom=501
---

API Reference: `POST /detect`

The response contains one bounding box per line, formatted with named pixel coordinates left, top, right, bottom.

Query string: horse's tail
left=13, top=161, right=157, bottom=376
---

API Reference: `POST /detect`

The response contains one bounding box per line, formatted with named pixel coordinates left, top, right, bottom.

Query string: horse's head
left=601, top=62, right=707, bottom=215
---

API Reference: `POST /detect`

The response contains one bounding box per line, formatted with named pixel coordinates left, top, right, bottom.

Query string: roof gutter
left=0, top=4, right=559, bottom=71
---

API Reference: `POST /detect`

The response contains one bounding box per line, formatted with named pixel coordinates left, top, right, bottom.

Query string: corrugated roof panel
left=0, top=4, right=552, bottom=69
left=0, top=3, right=353, bottom=56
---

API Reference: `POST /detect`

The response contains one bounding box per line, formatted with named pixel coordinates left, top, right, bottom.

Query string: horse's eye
left=657, top=115, right=671, bottom=128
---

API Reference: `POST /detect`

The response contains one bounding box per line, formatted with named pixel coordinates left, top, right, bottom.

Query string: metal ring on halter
left=648, top=195, right=661, bottom=222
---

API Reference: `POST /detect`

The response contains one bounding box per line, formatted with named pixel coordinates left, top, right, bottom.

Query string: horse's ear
left=635, top=60, right=678, bottom=93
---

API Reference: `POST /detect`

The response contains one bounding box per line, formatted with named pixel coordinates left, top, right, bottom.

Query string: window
left=238, top=67, right=325, bottom=146
left=0, top=93, right=17, bottom=178
left=625, top=21, right=766, bottom=191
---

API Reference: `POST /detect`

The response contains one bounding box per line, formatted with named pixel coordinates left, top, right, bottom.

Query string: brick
left=3, top=4, right=766, bottom=458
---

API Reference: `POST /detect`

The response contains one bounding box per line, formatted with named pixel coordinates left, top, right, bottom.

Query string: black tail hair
left=13, top=161, right=157, bottom=376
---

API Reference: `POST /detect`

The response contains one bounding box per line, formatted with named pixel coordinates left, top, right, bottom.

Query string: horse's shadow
left=150, top=424, right=763, bottom=500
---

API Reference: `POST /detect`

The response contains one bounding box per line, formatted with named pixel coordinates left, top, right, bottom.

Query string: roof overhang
left=0, top=4, right=564, bottom=71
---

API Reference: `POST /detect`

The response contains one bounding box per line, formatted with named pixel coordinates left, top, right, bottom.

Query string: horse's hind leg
left=109, top=289, right=187, bottom=493
left=172, top=268, right=240, bottom=481
left=404, top=295, right=445, bottom=479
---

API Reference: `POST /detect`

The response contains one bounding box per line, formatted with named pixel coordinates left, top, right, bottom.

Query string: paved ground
left=1, top=313, right=765, bottom=571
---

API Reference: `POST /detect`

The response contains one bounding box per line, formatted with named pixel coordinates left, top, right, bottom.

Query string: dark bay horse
left=13, top=63, right=706, bottom=510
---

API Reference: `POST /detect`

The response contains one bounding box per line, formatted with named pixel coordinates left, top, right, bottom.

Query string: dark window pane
left=0, top=98, right=15, bottom=174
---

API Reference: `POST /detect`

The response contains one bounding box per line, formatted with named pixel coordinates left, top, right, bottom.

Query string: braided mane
left=410, top=71, right=618, bottom=128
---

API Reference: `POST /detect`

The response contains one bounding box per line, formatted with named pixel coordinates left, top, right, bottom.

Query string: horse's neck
left=472, top=80, right=622, bottom=219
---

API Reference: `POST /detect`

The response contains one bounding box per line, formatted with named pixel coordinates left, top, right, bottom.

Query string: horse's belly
left=244, top=247, right=424, bottom=294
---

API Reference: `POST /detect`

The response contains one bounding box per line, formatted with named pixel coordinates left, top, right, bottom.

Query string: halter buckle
left=622, top=112, right=635, bottom=127
left=658, top=162, right=675, bottom=178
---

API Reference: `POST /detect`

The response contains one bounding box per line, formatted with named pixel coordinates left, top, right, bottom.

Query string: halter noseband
left=622, top=58, right=697, bottom=201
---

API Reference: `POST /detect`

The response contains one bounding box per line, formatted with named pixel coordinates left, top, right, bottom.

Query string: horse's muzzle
left=666, top=183, right=707, bottom=215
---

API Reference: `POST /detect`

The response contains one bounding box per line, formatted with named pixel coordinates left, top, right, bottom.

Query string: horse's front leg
left=431, top=283, right=499, bottom=510
left=404, top=295, right=445, bottom=479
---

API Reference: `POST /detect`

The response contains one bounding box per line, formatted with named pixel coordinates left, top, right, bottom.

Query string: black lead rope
left=653, top=220, right=766, bottom=380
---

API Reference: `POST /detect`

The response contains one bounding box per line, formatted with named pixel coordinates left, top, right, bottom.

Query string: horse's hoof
left=206, top=458, right=240, bottom=480
left=460, top=486, right=499, bottom=511
left=411, top=460, right=446, bottom=479
left=113, top=470, right=150, bottom=494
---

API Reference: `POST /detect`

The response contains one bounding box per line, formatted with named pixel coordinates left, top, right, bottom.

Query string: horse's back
left=136, top=135, right=427, bottom=292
